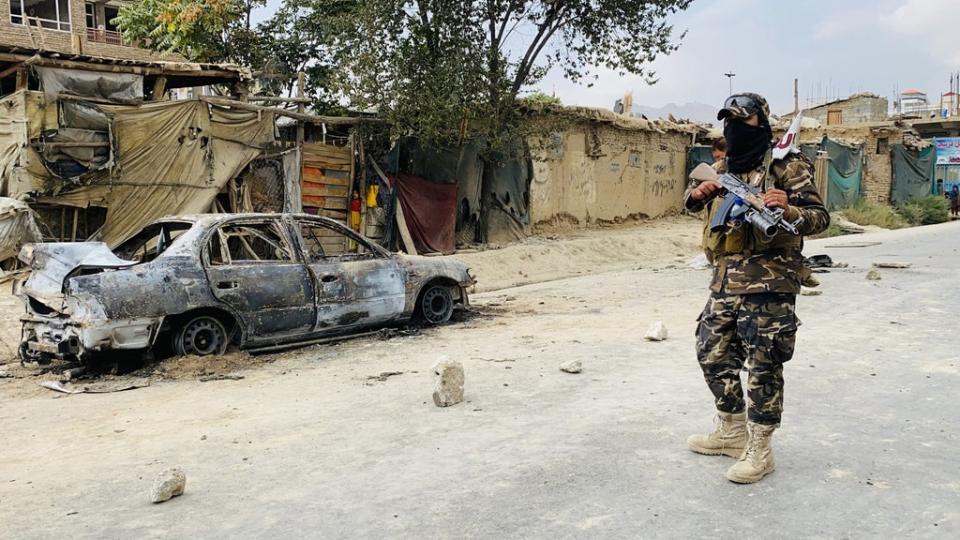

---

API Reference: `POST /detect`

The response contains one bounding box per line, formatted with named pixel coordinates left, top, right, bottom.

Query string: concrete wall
left=802, top=95, right=889, bottom=126
left=530, top=123, right=691, bottom=228
left=0, top=0, right=180, bottom=61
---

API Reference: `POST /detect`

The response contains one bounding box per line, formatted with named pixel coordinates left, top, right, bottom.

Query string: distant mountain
left=629, top=101, right=719, bottom=125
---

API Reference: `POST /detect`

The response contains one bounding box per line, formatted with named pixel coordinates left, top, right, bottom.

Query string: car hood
left=19, top=242, right=138, bottom=299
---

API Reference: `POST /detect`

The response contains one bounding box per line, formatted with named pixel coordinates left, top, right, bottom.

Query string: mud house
left=774, top=119, right=930, bottom=207
left=782, top=93, right=889, bottom=127
left=529, top=106, right=701, bottom=230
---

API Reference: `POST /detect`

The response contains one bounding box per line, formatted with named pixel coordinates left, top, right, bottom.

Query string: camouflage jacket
left=683, top=153, right=830, bottom=295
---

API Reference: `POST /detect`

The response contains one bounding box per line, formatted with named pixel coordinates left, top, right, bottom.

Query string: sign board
left=935, top=137, right=960, bottom=165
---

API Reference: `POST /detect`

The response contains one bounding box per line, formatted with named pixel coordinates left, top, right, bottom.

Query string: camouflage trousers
left=695, top=291, right=799, bottom=426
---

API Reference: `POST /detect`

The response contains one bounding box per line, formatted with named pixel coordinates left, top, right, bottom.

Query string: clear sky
left=253, top=0, right=960, bottom=116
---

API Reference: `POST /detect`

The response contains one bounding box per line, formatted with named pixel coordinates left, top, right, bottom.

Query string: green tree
left=320, top=0, right=692, bottom=147
left=253, top=0, right=354, bottom=112
left=114, top=0, right=265, bottom=63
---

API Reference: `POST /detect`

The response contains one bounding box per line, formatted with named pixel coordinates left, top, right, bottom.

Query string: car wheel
left=418, top=285, right=454, bottom=325
left=174, top=315, right=229, bottom=356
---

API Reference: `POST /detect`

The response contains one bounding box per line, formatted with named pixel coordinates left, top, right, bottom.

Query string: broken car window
left=114, top=222, right=192, bottom=264
left=208, top=222, right=293, bottom=265
left=298, top=220, right=375, bottom=262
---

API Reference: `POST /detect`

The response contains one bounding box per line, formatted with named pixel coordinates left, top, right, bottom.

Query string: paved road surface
left=1, top=222, right=958, bottom=539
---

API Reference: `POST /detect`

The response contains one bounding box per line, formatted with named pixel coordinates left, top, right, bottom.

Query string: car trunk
left=19, top=242, right=137, bottom=313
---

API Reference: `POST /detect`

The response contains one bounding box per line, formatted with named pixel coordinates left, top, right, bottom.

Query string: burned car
left=17, top=214, right=474, bottom=363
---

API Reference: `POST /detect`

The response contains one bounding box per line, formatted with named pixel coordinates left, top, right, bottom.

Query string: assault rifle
left=709, top=173, right=803, bottom=238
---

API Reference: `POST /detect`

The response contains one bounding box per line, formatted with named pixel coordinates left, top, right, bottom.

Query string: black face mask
left=724, top=119, right=772, bottom=174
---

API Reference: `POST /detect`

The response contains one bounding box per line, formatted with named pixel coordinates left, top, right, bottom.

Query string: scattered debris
left=802, top=273, right=821, bottom=287
left=800, top=289, right=823, bottom=296
left=687, top=254, right=711, bottom=270
left=39, top=381, right=80, bottom=394
left=825, top=241, right=882, bottom=248
left=378, top=328, right=421, bottom=340
left=61, top=366, right=89, bottom=381
left=39, top=379, right=151, bottom=394
left=644, top=321, right=668, bottom=341
left=473, top=357, right=515, bottom=363
left=559, top=360, right=582, bottom=374
left=198, top=374, right=245, bottom=382
left=872, top=262, right=912, bottom=269
left=804, top=254, right=834, bottom=268
left=150, top=468, right=187, bottom=504
left=432, top=360, right=464, bottom=407
left=866, top=269, right=882, bottom=281
left=366, top=371, right=404, bottom=382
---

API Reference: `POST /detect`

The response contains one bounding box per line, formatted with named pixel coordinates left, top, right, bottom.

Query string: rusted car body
left=17, top=213, right=474, bottom=363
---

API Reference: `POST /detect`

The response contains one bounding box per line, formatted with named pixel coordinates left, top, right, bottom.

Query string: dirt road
left=1, top=220, right=958, bottom=538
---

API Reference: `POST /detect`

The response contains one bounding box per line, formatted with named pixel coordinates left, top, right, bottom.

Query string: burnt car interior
left=114, top=222, right=193, bottom=263
left=208, top=222, right=294, bottom=264
left=298, top=220, right=377, bottom=262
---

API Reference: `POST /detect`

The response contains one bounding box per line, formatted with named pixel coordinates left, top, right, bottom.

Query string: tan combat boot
left=687, top=411, right=747, bottom=458
left=726, top=422, right=776, bottom=483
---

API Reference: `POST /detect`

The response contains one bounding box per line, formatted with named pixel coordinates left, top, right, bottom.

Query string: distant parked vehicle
left=17, top=213, right=474, bottom=363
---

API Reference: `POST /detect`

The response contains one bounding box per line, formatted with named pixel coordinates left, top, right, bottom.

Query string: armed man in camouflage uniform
left=684, top=93, right=830, bottom=484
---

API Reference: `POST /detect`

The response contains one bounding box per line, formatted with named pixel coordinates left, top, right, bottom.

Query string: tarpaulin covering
left=822, top=138, right=863, bottom=209
left=35, top=67, right=143, bottom=103
left=686, top=145, right=714, bottom=175
left=799, top=143, right=820, bottom=164
left=482, top=149, right=532, bottom=243
left=393, top=172, right=457, bottom=254
left=387, top=138, right=489, bottom=245
left=60, top=100, right=111, bottom=131
left=0, top=94, right=28, bottom=195
left=1, top=95, right=273, bottom=246
left=0, top=197, right=41, bottom=262
left=453, top=142, right=484, bottom=244
left=891, top=144, right=936, bottom=204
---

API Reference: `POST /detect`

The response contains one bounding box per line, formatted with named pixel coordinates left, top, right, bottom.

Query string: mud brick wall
left=803, top=96, right=889, bottom=126
left=530, top=123, right=691, bottom=228
left=783, top=124, right=902, bottom=205
left=0, top=0, right=180, bottom=62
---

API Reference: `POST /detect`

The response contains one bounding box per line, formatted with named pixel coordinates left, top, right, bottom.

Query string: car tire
left=418, top=284, right=455, bottom=325
left=173, top=315, right=229, bottom=357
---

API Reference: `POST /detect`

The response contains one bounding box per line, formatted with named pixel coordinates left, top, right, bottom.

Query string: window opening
left=208, top=222, right=293, bottom=265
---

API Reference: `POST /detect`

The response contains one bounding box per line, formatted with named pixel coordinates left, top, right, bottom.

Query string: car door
left=295, top=217, right=405, bottom=331
left=203, top=218, right=317, bottom=340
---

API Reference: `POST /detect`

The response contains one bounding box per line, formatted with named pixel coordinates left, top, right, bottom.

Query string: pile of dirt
left=451, top=215, right=702, bottom=292
left=144, top=352, right=264, bottom=379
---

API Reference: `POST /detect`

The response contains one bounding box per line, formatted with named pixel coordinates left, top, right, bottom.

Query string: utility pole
left=794, top=78, right=799, bottom=114
left=724, top=72, right=736, bottom=95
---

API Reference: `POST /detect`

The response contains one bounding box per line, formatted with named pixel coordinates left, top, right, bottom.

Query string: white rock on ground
left=687, top=254, right=711, bottom=270
left=559, top=360, right=582, bottom=374
left=150, top=467, right=186, bottom=504
left=431, top=360, right=464, bottom=407
left=866, top=269, right=882, bottom=281
left=644, top=321, right=668, bottom=341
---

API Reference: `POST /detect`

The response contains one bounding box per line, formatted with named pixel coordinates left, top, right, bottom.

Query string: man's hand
left=763, top=188, right=789, bottom=210
left=691, top=180, right=721, bottom=201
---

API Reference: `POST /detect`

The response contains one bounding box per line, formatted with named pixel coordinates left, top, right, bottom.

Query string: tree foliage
left=115, top=0, right=693, bottom=148
left=114, top=0, right=264, bottom=63
left=321, top=0, right=692, bottom=147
